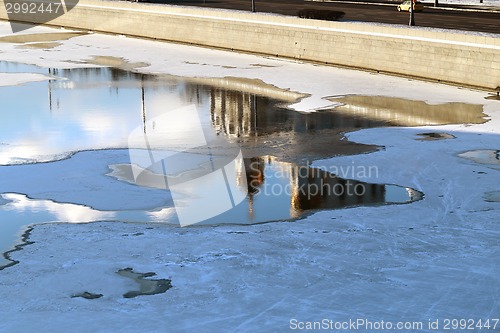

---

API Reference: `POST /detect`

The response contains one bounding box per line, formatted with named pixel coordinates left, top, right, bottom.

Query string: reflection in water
left=2, top=193, right=116, bottom=222
left=209, top=89, right=389, bottom=138
left=108, top=156, right=422, bottom=225
left=457, top=149, right=500, bottom=208
left=1, top=150, right=424, bottom=267
left=19, top=42, right=62, bottom=49
left=484, top=191, right=500, bottom=202
left=416, top=132, right=456, bottom=141
left=235, top=156, right=422, bottom=222
left=484, top=92, right=500, bottom=101
left=0, top=32, right=86, bottom=44
left=329, top=95, right=486, bottom=126
left=0, top=192, right=177, bottom=268
left=0, top=62, right=487, bottom=164
left=0, top=60, right=480, bottom=266
left=458, top=150, right=500, bottom=166
left=88, top=56, right=150, bottom=71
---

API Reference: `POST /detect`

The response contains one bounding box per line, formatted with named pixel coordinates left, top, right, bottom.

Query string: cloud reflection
left=2, top=193, right=115, bottom=223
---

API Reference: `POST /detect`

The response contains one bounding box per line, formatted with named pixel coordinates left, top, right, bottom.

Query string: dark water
left=457, top=150, right=500, bottom=203
left=109, top=155, right=423, bottom=225
left=458, top=150, right=500, bottom=167
left=117, top=268, right=172, bottom=298
left=0, top=61, right=486, bottom=164
left=416, top=132, right=456, bottom=141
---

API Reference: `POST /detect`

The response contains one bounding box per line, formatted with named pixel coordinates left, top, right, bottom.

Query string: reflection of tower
left=141, top=76, right=146, bottom=134
left=244, top=157, right=265, bottom=220
left=245, top=157, right=265, bottom=193
left=48, top=68, right=53, bottom=112
left=47, top=68, right=60, bottom=112
left=210, top=89, right=255, bottom=138
left=289, top=162, right=303, bottom=218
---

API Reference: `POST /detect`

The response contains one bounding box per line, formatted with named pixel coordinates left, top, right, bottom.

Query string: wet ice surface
left=415, top=132, right=456, bottom=141
left=0, top=23, right=499, bottom=332
left=117, top=268, right=172, bottom=298
left=109, top=155, right=422, bottom=225
left=0, top=192, right=176, bottom=268
left=0, top=32, right=86, bottom=47
left=0, top=60, right=459, bottom=265
left=458, top=149, right=500, bottom=167
left=458, top=150, right=500, bottom=203
left=3, top=216, right=498, bottom=332
left=0, top=150, right=173, bottom=211
left=0, top=149, right=174, bottom=267
left=484, top=191, right=500, bottom=202
left=0, top=148, right=422, bottom=267
left=0, top=61, right=487, bottom=165
left=329, top=95, right=486, bottom=126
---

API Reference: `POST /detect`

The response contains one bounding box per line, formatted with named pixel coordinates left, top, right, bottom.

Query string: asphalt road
left=160, top=0, right=500, bottom=34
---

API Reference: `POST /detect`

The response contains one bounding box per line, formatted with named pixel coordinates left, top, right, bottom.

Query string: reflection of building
left=292, top=165, right=387, bottom=211
left=245, top=157, right=266, bottom=195
left=242, top=156, right=393, bottom=218
left=331, top=95, right=484, bottom=126
left=243, top=157, right=266, bottom=219
left=209, top=89, right=396, bottom=140
left=211, top=89, right=255, bottom=137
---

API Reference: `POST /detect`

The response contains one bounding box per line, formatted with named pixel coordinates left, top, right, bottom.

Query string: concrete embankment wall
left=1, top=0, right=499, bottom=90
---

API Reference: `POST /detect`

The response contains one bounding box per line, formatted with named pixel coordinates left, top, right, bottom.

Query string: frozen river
left=0, top=22, right=498, bottom=332
left=0, top=61, right=435, bottom=267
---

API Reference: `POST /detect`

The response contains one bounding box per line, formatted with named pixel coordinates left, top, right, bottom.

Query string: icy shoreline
left=0, top=22, right=499, bottom=332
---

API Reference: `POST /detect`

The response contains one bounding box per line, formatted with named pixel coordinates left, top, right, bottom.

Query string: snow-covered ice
left=0, top=22, right=499, bottom=332
left=0, top=72, right=50, bottom=86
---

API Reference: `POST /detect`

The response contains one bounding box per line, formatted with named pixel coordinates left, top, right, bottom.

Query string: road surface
left=159, top=0, right=500, bottom=34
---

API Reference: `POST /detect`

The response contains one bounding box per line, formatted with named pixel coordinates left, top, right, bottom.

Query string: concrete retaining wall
left=1, top=0, right=499, bottom=90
